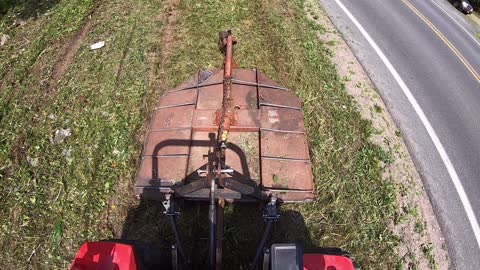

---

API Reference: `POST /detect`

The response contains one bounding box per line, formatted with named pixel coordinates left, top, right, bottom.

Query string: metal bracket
left=252, top=196, right=280, bottom=269
left=198, top=167, right=234, bottom=178
left=162, top=194, right=188, bottom=266
left=263, top=196, right=280, bottom=222
left=163, top=194, right=180, bottom=217
left=171, top=244, right=178, bottom=270
left=262, top=248, right=271, bottom=270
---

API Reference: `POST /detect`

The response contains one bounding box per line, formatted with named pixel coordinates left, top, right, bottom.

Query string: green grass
left=415, top=220, right=426, bottom=235
left=422, top=243, right=438, bottom=270
left=0, top=0, right=164, bottom=268
left=0, top=0, right=402, bottom=269
left=374, top=104, right=383, bottom=113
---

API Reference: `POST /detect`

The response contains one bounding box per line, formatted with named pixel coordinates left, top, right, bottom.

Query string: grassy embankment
left=1, top=0, right=401, bottom=269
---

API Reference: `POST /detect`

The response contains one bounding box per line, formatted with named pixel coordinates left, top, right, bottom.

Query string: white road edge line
left=333, top=0, right=480, bottom=250
left=428, top=0, right=480, bottom=48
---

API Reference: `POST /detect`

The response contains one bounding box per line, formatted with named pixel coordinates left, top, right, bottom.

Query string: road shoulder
left=309, top=1, right=449, bottom=268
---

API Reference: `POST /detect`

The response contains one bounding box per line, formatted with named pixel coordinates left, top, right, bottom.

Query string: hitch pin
left=197, top=168, right=234, bottom=176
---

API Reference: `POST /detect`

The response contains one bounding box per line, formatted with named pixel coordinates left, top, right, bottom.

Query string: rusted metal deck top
left=135, top=69, right=314, bottom=202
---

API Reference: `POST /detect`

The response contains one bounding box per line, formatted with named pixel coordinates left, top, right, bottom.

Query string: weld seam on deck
left=169, top=79, right=290, bottom=92
left=230, top=79, right=289, bottom=91
left=170, top=81, right=223, bottom=92
left=259, top=103, right=301, bottom=110
left=155, top=103, right=196, bottom=110
left=260, top=128, right=305, bottom=134
left=261, top=156, right=311, bottom=162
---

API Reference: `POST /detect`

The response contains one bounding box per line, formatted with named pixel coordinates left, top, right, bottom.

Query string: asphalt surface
left=318, top=0, right=480, bottom=268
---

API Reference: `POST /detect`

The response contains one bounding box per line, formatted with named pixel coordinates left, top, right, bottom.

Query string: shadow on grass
left=0, top=0, right=59, bottom=24
left=120, top=199, right=314, bottom=269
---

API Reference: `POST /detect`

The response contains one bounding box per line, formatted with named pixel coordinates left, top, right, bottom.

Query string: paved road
left=318, top=0, right=480, bottom=268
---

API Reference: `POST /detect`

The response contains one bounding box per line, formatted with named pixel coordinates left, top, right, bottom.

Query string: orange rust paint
left=218, top=31, right=236, bottom=144
left=136, top=69, right=315, bottom=202
left=224, top=33, right=234, bottom=78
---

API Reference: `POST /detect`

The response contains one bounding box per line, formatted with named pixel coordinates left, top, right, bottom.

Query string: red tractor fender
left=303, top=254, right=356, bottom=270
left=70, top=242, right=139, bottom=270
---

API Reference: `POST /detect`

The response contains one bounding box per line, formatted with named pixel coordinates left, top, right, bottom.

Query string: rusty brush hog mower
left=70, top=31, right=357, bottom=270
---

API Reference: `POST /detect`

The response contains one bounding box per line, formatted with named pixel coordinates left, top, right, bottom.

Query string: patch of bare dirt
left=50, top=16, right=93, bottom=84
left=161, top=0, right=181, bottom=66
left=29, top=7, right=97, bottom=105
left=307, top=2, right=449, bottom=269
left=10, top=133, right=27, bottom=164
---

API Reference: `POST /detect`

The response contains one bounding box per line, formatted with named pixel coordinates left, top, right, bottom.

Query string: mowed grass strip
left=0, top=0, right=400, bottom=269
left=0, top=0, right=164, bottom=268
left=169, top=0, right=398, bottom=268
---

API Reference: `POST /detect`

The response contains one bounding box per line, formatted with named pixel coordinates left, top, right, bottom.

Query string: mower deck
left=134, top=68, right=314, bottom=202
